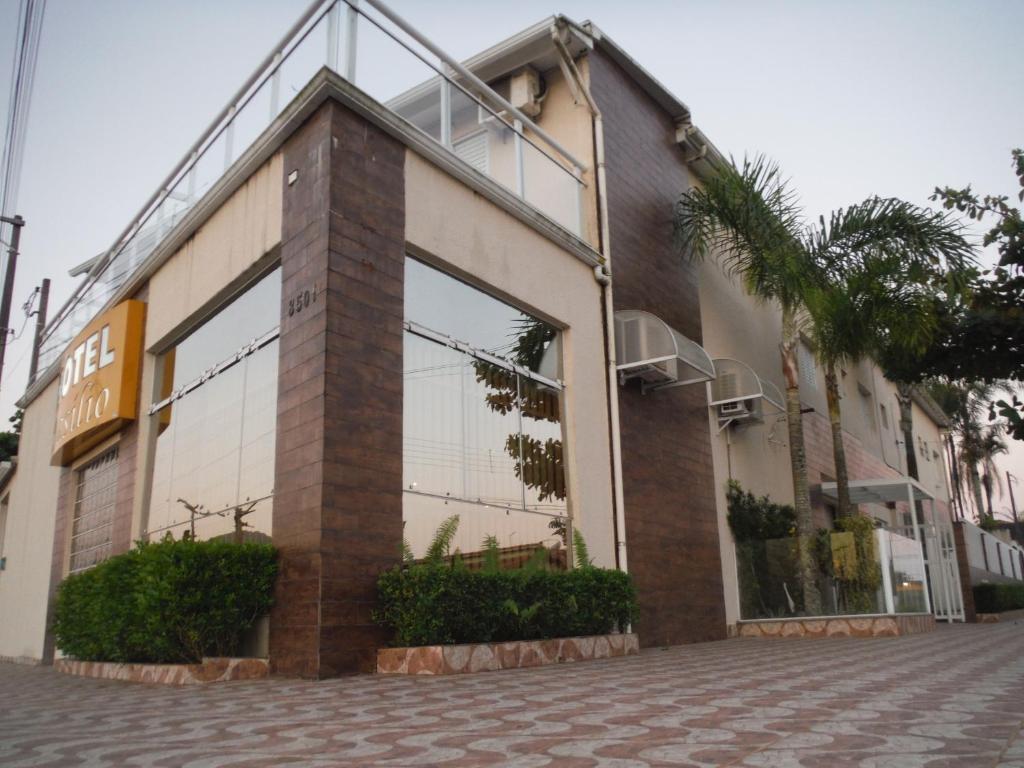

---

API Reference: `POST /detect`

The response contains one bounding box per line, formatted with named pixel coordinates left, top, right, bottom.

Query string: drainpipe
left=552, top=24, right=628, bottom=574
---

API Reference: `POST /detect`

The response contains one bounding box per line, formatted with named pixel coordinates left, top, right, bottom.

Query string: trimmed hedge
left=376, top=565, right=637, bottom=647
left=53, top=538, right=277, bottom=663
left=973, top=582, right=1024, bottom=614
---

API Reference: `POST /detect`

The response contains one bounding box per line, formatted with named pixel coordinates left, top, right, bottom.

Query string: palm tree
left=928, top=379, right=1011, bottom=520
left=675, top=156, right=972, bottom=611
left=805, top=219, right=974, bottom=519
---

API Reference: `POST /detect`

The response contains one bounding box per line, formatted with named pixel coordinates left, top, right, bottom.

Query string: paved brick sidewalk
left=2, top=622, right=1024, bottom=767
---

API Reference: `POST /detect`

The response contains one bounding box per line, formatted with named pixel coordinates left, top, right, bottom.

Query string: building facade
left=0, top=2, right=963, bottom=674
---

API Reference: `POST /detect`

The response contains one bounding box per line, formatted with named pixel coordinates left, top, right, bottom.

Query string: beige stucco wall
left=0, top=379, right=62, bottom=661
left=404, top=151, right=616, bottom=568
left=146, top=153, right=283, bottom=349
left=698, top=260, right=794, bottom=625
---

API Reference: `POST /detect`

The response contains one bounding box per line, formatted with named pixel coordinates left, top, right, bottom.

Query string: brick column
left=952, top=522, right=977, bottom=622
left=271, top=101, right=406, bottom=677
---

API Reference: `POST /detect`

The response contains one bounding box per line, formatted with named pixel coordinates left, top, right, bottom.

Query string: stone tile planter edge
left=737, top=613, right=936, bottom=638
left=377, top=633, right=639, bottom=675
left=53, top=657, right=269, bottom=685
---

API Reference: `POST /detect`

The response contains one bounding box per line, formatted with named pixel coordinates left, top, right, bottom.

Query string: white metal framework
left=613, top=310, right=715, bottom=393
left=706, top=357, right=784, bottom=431
left=819, top=477, right=966, bottom=622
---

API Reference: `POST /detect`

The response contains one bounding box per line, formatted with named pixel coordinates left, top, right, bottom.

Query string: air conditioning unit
left=619, top=315, right=678, bottom=386
left=717, top=397, right=764, bottom=427
left=719, top=400, right=750, bottom=418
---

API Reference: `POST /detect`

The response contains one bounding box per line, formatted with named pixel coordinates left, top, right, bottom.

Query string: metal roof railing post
left=439, top=64, right=452, bottom=148
left=269, top=53, right=282, bottom=119
left=513, top=118, right=525, bottom=197
left=327, top=1, right=340, bottom=70
left=344, top=0, right=359, bottom=81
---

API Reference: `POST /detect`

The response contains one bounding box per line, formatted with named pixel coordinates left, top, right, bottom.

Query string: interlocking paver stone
left=2, top=623, right=1023, bottom=767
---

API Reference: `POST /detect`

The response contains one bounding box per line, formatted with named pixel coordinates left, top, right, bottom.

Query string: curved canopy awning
left=614, top=310, right=715, bottom=392
left=708, top=358, right=785, bottom=412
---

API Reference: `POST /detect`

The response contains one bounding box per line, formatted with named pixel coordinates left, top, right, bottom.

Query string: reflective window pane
left=403, top=259, right=568, bottom=567
left=146, top=268, right=280, bottom=542
left=404, top=257, right=559, bottom=376
left=168, top=269, right=281, bottom=387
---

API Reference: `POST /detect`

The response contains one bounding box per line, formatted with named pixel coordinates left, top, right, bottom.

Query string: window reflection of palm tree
left=472, top=317, right=566, bottom=507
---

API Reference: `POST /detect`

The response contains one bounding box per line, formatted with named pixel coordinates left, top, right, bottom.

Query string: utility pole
left=27, top=277, right=48, bottom=383
left=1008, top=472, right=1019, bottom=525
left=0, top=215, right=25, bottom=393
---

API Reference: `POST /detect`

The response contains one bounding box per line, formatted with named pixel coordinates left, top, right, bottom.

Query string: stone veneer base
left=377, top=633, right=639, bottom=675
left=737, top=613, right=936, bottom=639
left=54, top=657, right=269, bottom=685
left=976, top=609, right=1024, bottom=623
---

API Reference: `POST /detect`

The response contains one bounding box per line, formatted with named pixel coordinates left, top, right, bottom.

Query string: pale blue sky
left=1, top=0, right=1021, bottom=513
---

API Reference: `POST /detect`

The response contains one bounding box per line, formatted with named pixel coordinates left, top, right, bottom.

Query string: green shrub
left=974, top=582, right=1024, bottom=613
left=375, top=565, right=637, bottom=647
left=53, top=537, right=277, bottom=663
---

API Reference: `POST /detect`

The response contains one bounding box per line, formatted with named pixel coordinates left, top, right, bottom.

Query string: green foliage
left=832, top=515, right=882, bottom=613
left=900, top=148, right=1024, bottom=384
left=573, top=528, right=592, bottom=569
left=52, top=537, right=277, bottom=663
left=481, top=535, right=500, bottom=574
left=375, top=565, right=637, bottom=647
left=0, top=431, right=18, bottom=463
left=973, top=582, right=1024, bottom=613
left=991, top=396, right=1024, bottom=441
left=424, top=514, right=460, bottom=565
left=978, top=514, right=999, bottom=532
left=726, top=480, right=796, bottom=542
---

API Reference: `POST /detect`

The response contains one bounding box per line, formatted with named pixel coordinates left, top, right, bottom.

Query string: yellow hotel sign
left=52, top=300, right=145, bottom=465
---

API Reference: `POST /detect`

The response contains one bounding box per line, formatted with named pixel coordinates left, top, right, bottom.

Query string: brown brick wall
left=588, top=51, right=726, bottom=646
left=271, top=100, right=405, bottom=678
left=109, top=424, right=138, bottom=556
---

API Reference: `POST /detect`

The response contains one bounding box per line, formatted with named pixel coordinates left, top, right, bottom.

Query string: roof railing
left=34, top=0, right=586, bottom=379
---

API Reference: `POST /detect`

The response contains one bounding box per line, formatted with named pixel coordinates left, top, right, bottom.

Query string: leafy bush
left=974, top=582, right=1024, bottom=613
left=376, top=566, right=637, bottom=647
left=53, top=537, right=277, bottom=663
left=726, top=480, right=796, bottom=542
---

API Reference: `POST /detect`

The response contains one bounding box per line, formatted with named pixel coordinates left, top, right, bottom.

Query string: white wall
left=0, top=380, right=62, bottom=661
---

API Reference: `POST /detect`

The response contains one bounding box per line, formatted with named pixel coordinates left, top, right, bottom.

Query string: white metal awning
left=707, top=358, right=784, bottom=410
left=706, top=358, right=784, bottom=431
left=614, top=309, right=715, bottom=392
left=819, top=477, right=935, bottom=505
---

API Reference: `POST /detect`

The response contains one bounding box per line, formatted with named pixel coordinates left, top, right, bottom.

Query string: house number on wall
left=286, top=283, right=320, bottom=317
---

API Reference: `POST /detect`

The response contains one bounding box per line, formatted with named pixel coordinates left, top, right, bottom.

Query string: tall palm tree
left=962, top=424, right=1008, bottom=521
left=675, top=156, right=972, bottom=611
left=805, top=218, right=974, bottom=519
left=928, top=379, right=1010, bottom=520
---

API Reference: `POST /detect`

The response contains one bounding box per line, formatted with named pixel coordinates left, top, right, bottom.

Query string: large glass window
left=69, top=448, right=119, bottom=573
left=146, top=268, right=280, bottom=542
left=403, top=257, right=567, bottom=566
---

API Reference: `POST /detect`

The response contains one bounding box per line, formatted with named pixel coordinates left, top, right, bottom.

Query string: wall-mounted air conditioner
left=707, top=358, right=783, bottom=432
left=614, top=310, right=714, bottom=393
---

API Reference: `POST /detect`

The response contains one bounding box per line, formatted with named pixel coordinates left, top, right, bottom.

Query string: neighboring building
left=0, top=2, right=965, bottom=675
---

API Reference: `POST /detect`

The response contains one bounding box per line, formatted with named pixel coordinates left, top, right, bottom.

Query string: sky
left=0, top=0, right=1021, bottom=518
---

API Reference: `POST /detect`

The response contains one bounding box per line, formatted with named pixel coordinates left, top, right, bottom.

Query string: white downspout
left=552, top=25, right=628, bottom=574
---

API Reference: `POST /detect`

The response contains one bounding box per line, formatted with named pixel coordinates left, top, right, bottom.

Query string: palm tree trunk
left=970, top=466, right=985, bottom=521
left=945, top=434, right=963, bottom=520
left=824, top=364, right=852, bottom=518
left=983, top=473, right=995, bottom=518
left=781, top=309, right=821, bottom=615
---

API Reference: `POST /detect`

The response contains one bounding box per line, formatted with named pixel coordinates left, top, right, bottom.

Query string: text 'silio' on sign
left=52, top=300, right=146, bottom=465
